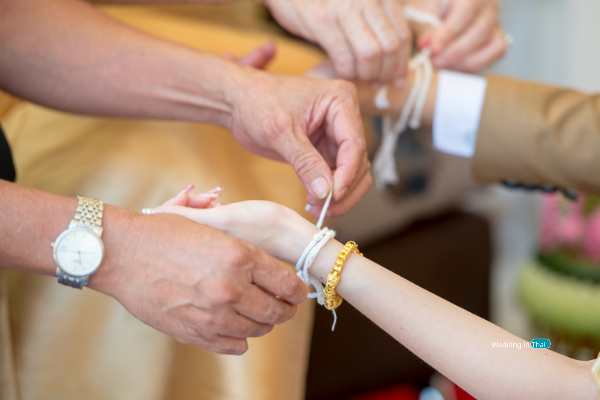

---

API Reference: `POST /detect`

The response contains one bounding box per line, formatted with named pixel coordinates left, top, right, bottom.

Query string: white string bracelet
left=372, top=7, right=442, bottom=191
left=298, top=183, right=341, bottom=330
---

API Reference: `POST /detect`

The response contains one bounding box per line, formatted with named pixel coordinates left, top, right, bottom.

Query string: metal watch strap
left=57, top=274, right=90, bottom=289
left=69, top=196, right=104, bottom=236
left=56, top=196, right=104, bottom=289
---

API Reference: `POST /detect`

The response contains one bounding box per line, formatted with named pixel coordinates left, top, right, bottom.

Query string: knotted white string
left=372, top=7, right=442, bottom=191
left=298, top=183, right=340, bottom=330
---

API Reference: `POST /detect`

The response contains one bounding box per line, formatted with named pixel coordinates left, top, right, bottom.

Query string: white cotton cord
left=315, top=181, right=334, bottom=229
left=403, top=5, right=443, bottom=29
left=372, top=58, right=423, bottom=189
left=409, top=50, right=434, bottom=129
left=374, top=86, right=390, bottom=109
left=295, top=227, right=336, bottom=300
left=295, top=227, right=338, bottom=330
left=298, top=182, right=341, bottom=330
left=371, top=7, right=442, bottom=191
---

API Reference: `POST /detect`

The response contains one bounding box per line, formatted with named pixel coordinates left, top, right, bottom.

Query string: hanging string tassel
left=372, top=7, right=442, bottom=191
left=299, top=182, right=340, bottom=330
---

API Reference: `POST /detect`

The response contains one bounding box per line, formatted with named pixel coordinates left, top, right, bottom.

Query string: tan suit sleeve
left=473, top=74, right=600, bottom=195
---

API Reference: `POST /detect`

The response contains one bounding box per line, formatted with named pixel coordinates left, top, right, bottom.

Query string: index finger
left=327, top=86, right=367, bottom=202
left=429, top=0, right=482, bottom=54
left=251, top=249, right=308, bottom=305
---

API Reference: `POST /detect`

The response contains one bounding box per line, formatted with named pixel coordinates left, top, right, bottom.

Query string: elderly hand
left=408, top=0, right=506, bottom=72
left=90, top=205, right=307, bottom=355
left=263, top=0, right=411, bottom=86
left=228, top=67, right=371, bottom=218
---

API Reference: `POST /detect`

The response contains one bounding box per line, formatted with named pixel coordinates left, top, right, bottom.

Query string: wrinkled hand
left=264, top=0, right=411, bottom=86
left=92, top=206, right=307, bottom=355
left=229, top=68, right=371, bottom=218
left=408, top=0, right=506, bottom=72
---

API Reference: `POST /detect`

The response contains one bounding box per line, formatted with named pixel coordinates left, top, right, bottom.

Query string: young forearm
left=286, top=221, right=596, bottom=400
left=0, top=0, right=245, bottom=127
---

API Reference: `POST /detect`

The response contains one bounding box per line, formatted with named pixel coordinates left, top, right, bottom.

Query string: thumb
left=239, top=41, right=277, bottom=70
left=283, top=134, right=333, bottom=200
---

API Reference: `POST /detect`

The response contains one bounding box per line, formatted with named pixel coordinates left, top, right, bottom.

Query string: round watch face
left=53, top=227, right=104, bottom=277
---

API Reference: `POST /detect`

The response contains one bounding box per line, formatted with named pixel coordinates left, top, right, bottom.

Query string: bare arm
left=0, top=0, right=244, bottom=126
left=154, top=200, right=598, bottom=399
left=310, top=237, right=597, bottom=400
left=1, top=0, right=371, bottom=215
left=0, top=180, right=308, bottom=354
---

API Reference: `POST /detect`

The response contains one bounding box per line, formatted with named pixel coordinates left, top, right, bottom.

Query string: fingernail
left=310, top=177, right=330, bottom=199
left=178, top=185, right=195, bottom=196
left=206, top=186, right=224, bottom=194
left=210, top=201, right=224, bottom=208
left=305, top=204, right=312, bottom=212
left=141, top=208, right=154, bottom=215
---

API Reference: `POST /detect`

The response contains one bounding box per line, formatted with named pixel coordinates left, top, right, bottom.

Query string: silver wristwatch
left=52, top=196, right=105, bottom=289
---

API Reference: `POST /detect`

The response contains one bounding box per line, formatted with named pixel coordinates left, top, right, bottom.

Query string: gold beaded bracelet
left=323, top=241, right=362, bottom=310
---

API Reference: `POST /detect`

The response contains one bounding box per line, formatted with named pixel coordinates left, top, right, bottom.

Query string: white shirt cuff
left=432, top=70, right=487, bottom=158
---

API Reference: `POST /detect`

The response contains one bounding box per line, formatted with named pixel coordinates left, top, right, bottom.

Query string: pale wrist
left=280, top=213, right=321, bottom=265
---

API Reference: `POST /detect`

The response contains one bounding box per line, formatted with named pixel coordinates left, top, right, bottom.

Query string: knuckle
left=268, top=303, right=297, bottom=324
left=381, top=37, right=401, bottom=55
left=281, top=270, right=306, bottom=300
left=178, top=323, right=202, bottom=345
left=291, top=151, right=325, bottom=180
left=264, top=306, right=285, bottom=324
left=354, top=136, right=367, bottom=153
left=333, top=54, right=355, bottom=78
left=223, top=242, right=252, bottom=267
left=358, top=45, right=379, bottom=64
left=208, top=279, right=241, bottom=305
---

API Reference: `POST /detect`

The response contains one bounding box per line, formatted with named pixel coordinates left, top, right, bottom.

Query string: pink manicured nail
left=141, top=208, right=154, bottom=215
left=210, top=201, right=224, bottom=208
left=206, top=186, right=224, bottom=194
left=178, top=185, right=195, bottom=196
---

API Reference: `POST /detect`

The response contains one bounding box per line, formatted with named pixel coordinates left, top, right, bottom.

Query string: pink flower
left=558, top=198, right=585, bottom=248
left=584, top=210, right=600, bottom=262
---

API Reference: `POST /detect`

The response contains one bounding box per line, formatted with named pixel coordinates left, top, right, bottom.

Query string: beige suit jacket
left=474, top=75, right=600, bottom=195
